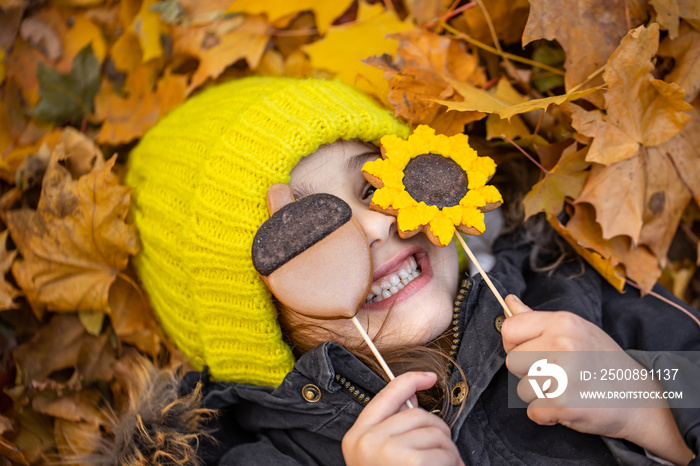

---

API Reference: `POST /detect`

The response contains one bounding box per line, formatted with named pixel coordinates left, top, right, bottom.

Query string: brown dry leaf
left=637, top=146, right=692, bottom=264
left=547, top=211, right=626, bottom=292
left=9, top=408, right=54, bottom=464
left=454, top=0, right=530, bottom=45
left=650, top=0, right=700, bottom=39
left=95, top=66, right=187, bottom=145
left=6, top=141, right=139, bottom=316
left=404, top=0, right=456, bottom=26
left=523, top=145, right=591, bottom=218
left=664, top=104, right=700, bottom=205
left=571, top=24, right=693, bottom=166
left=227, top=0, right=354, bottom=33
left=0, top=5, right=23, bottom=51
left=173, top=14, right=270, bottom=93
left=365, top=28, right=486, bottom=134
left=658, top=22, right=700, bottom=102
left=0, top=230, right=19, bottom=310
left=576, top=154, right=646, bottom=242
left=523, top=0, right=648, bottom=108
left=32, top=390, right=105, bottom=425
left=110, top=32, right=142, bottom=73
left=6, top=38, right=46, bottom=105
left=305, top=2, right=413, bottom=108
left=19, top=15, right=62, bottom=62
left=13, top=314, right=114, bottom=389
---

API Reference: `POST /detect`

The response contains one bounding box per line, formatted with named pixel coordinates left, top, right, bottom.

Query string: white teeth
left=365, top=255, right=422, bottom=303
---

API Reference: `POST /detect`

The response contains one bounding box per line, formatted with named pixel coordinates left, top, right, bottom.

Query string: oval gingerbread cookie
left=252, top=184, right=372, bottom=319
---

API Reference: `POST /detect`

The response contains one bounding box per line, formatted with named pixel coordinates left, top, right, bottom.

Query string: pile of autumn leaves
left=0, top=0, right=698, bottom=463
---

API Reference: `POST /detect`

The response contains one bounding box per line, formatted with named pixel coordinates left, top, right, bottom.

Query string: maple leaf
left=173, top=14, right=270, bottom=93
left=6, top=139, right=139, bottom=317
left=304, top=2, right=412, bottom=108
left=455, top=0, right=531, bottom=45
left=523, top=144, right=591, bottom=218
left=657, top=22, right=700, bottom=102
left=523, top=0, right=649, bottom=108
left=227, top=0, right=354, bottom=33
left=130, top=0, right=164, bottom=62
left=571, top=24, right=693, bottom=166
left=364, top=28, right=486, bottom=134
left=30, top=45, right=100, bottom=124
left=436, top=76, right=603, bottom=121
left=95, top=65, right=187, bottom=144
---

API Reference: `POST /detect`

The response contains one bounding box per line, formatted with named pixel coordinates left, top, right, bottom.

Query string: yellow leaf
left=435, top=77, right=604, bottom=121
left=56, top=14, right=107, bottom=73
left=130, top=0, right=163, bottom=62
left=227, top=0, right=354, bottom=33
left=110, top=31, right=143, bottom=72
left=571, top=24, right=693, bottom=165
left=304, top=3, right=412, bottom=107
left=173, top=15, right=270, bottom=93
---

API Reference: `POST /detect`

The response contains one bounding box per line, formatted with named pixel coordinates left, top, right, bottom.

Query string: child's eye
left=361, top=183, right=376, bottom=201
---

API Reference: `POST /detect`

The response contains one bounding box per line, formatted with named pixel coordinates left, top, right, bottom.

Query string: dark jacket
left=179, top=235, right=700, bottom=465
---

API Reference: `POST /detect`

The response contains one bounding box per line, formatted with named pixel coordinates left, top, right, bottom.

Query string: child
left=119, top=76, right=699, bottom=465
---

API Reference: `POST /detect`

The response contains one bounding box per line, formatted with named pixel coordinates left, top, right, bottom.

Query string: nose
left=353, top=205, right=396, bottom=248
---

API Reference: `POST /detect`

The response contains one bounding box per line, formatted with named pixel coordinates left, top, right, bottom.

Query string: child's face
left=288, top=140, right=460, bottom=349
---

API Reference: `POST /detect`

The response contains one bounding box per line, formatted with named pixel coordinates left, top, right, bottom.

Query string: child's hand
left=342, top=371, right=464, bottom=466
left=502, top=295, right=693, bottom=465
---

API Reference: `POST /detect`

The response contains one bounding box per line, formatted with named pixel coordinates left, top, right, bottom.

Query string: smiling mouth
left=364, top=255, right=422, bottom=304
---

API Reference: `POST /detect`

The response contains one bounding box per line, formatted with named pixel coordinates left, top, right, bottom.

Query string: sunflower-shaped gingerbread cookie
left=362, top=125, right=503, bottom=247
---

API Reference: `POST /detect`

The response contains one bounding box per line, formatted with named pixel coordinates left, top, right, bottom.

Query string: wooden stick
left=454, top=232, right=513, bottom=317
left=351, top=316, right=415, bottom=409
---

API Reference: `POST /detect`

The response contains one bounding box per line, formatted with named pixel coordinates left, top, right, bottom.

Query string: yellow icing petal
left=442, top=205, right=463, bottom=225
left=461, top=207, right=485, bottom=233
left=429, top=214, right=455, bottom=246
left=372, top=187, right=400, bottom=209
left=476, top=185, right=503, bottom=204
left=460, top=189, right=486, bottom=208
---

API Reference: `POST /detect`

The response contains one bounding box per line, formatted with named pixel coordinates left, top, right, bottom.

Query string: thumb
left=505, top=294, right=533, bottom=316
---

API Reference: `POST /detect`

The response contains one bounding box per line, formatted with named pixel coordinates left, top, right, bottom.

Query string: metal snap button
left=451, top=381, right=468, bottom=406
left=302, top=384, right=321, bottom=403
left=494, top=315, right=505, bottom=333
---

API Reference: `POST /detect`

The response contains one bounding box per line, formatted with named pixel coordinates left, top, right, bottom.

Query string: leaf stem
left=439, top=21, right=566, bottom=76
left=568, top=65, right=606, bottom=93
left=501, top=134, right=548, bottom=174
left=625, top=279, right=700, bottom=328
left=425, top=1, right=476, bottom=29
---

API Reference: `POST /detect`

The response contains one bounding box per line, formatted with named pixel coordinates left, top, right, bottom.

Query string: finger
left=355, top=372, right=438, bottom=427
left=505, top=294, right=532, bottom=315
left=374, top=407, right=452, bottom=438
left=501, top=311, right=564, bottom=353
left=390, top=426, right=457, bottom=452
left=504, top=338, right=554, bottom=378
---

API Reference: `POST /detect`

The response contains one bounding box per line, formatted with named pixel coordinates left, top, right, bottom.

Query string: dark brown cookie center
left=402, top=154, right=468, bottom=209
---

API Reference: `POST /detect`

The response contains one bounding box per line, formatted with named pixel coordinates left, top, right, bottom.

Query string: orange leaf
left=304, top=3, right=412, bottom=108
left=173, top=15, right=270, bottom=94
left=571, top=24, right=693, bottom=166
left=95, top=66, right=187, bottom=144
left=365, top=28, right=486, bottom=134
left=6, top=139, right=139, bottom=316
left=523, top=144, right=590, bottom=218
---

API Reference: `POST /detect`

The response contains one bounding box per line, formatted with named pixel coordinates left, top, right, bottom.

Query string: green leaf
left=30, top=44, right=100, bottom=124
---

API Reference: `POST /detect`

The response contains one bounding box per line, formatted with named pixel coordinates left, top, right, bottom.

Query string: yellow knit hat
left=125, top=77, right=409, bottom=387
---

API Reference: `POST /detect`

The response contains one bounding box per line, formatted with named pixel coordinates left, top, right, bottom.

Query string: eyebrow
left=343, top=150, right=380, bottom=174
left=291, top=149, right=380, bottom=200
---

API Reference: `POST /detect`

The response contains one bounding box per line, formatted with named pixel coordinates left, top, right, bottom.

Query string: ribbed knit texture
left=125, top=77, right=409, bottom=387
